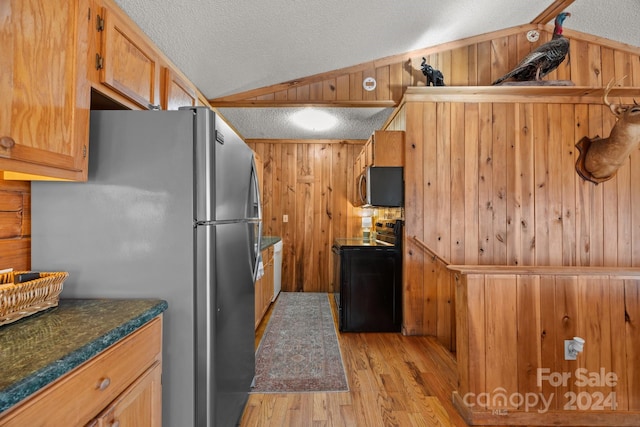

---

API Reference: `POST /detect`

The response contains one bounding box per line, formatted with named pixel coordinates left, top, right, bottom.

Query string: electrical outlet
left=283, top=214, right=288, bottom=223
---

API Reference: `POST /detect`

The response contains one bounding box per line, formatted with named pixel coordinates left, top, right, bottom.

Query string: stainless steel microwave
left=354, top=166, right=404, bottom=207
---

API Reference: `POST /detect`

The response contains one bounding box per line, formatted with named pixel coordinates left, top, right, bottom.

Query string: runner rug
left=251, top=292, right=349, bottom=393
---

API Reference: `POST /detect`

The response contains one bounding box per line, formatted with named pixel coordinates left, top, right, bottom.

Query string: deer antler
left=603, top=76, right=627, bottom=116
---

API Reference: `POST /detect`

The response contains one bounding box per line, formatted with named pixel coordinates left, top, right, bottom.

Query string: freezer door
left=213, top=114, right=259, bottom=222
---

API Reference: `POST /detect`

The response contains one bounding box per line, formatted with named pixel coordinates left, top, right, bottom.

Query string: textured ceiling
left=112, top=0, right=639, bottom=139
left=217, top=107, right=394, bottom=140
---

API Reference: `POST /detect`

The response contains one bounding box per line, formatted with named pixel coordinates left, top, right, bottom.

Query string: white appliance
left=31, top=107, right=261, bottom=427
left=272, top=240, right=283, bottom=301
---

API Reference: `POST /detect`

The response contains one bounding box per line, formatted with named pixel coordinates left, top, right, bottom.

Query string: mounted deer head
left=575, top=78, right=640, bottom=184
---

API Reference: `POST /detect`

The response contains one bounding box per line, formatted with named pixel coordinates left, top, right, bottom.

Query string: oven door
left=334, top=245, right=402, bottom=333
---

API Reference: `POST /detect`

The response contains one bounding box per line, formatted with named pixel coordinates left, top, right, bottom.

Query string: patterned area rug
left=252, top=292, right=349, bottom=393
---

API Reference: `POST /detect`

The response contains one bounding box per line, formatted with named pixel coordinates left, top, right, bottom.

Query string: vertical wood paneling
left=492, top=103, right=508, bottom=264
left=404, top=103, right=425, bottom=335
left=625, top=280, right=640, bottom=409
left=490, top=36, right=510, bottom=84
left=547, top=104, right=563, bottom=265
left=633, top=148, right=640, bottom=267
left=506, top=103, right=520, bottom=266
left=533, top=103, right=550, bottom=265
left=588, top=104, right=604, bottom=266
left=478, top=103, right=493, bottom=264
left=250, top=141, right=359, bottom=293
left=464, top=104, right=479, bottom=264
left=539, top=275, right=559, bottom=409
left=484, top=274, right=518, bottom=409
left=450, top=103, right=465, bottom=264
left=609, top=278, right=629, bottom=410
left=560, top=104, right=577, bottom=266
left=578, top=276, right=613, bottom=397
left=436, top=103, right=451, bottom=259
left=405, top=97, right=638, bottom=266
left=516, top=275, right=542, bottom=409
left=467, top=274, right=486, bottom=405
left=455, top=272, right=640, bottom=419
left=402, top=93, right=640, bottom=337
left=455, top=273, right=471, bottom=396
left=518, top=104, right=535, bottom=266
left=574, top=104, right=591, bottom=266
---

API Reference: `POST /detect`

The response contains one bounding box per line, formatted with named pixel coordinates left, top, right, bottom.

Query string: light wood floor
left=241, top=293, right=471, bottom=427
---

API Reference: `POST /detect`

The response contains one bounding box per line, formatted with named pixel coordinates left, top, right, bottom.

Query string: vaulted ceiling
left=113, top=0, right=639, bottom=140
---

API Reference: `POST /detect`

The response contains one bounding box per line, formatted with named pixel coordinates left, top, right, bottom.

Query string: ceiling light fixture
left=290, top=108, right=337, bottom=131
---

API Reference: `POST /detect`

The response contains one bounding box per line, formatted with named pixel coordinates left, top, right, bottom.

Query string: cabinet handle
left=97, top=377, right=111, bottom=391
left=0, top=136, right=16, bottom=149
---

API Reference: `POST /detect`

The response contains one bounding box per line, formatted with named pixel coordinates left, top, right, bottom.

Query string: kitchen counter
left=261, top=235, right=281, bottom=251
left=0, top=298, right=167, bottom=414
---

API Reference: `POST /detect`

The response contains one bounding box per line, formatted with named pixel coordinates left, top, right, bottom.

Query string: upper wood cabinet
left=97, top=6, right=161, bottom=109
left=366, top=130, right=404, bottom=167
left=353, top=130, right=404, bottom=175
left=354, top=149, right=366, bottom=175
left=0, top=0, right=209, bottom=181
left=0, top=0, right=91, bottom=181
left=162, top=67, right=197, bottom=110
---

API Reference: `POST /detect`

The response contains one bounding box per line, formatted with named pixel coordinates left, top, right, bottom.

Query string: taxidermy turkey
left=492, top=12, right=571, bottom=85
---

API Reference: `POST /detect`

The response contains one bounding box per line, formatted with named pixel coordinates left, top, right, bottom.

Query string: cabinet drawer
left=0, top=317, right=162, bottom=426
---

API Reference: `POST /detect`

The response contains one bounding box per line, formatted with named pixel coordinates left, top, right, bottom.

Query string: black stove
left=332, top=219, right=403, bottom=332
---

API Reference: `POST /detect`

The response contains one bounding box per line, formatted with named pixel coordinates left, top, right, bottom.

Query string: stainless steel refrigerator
left=31, top=107, right=261, bottom=426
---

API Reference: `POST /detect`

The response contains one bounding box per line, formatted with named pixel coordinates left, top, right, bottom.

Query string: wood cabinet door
left=364, top=138, right=374, bottom=167
left=99, top=7, right=159, bottom=109
left=92, top=362, right=162, bottom=427
left=371, top=130, right=404, bottom=166
left=162, top=68, right=197, bottom=110
left=0, top=0, right=89, bottom=180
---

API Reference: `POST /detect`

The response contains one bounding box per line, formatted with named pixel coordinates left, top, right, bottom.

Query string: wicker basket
left=0, top=271, right=68, bottom=326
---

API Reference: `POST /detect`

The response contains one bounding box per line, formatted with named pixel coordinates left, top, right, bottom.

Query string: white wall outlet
left=283, top=214, right=288, bottom=223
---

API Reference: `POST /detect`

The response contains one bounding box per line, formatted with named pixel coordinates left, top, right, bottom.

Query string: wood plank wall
left=453, top=270, right=640, bottom=425
left=247, top=141, right=362, bottom=293
left=0, top=178, right=30, bottom=271
left=381, top=27, right=640, bottom=337
left=401, top=99, right=640, bottom=267
left=215, top=26, right=640, bottom=104
left=397, top=98, right=640, bottom=335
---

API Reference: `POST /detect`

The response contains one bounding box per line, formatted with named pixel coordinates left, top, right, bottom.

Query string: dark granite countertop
left=0, top=298, right=167, bottom=414
left=261, top=235, right=281, bottom=251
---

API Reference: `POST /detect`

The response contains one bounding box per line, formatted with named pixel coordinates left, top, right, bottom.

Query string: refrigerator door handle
left=250, top=155, right=263, bottom=282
